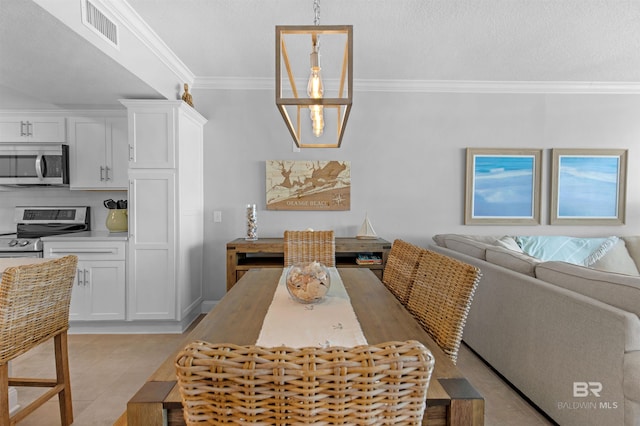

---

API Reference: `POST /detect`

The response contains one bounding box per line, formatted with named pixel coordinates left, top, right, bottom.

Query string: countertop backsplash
left=0, top=188, right=127, bottom=234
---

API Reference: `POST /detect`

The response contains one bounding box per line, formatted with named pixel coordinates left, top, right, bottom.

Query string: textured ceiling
left=128, top=0, right=640, bottom=82
left=0, top=0, right=161, bottom=108
left=1, top=0, right=640, bottom=109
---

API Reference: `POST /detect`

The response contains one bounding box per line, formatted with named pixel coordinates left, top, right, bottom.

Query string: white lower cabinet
left=43, top=240, right=126, bottom=321
left=70, top=260, right=125, bottom=320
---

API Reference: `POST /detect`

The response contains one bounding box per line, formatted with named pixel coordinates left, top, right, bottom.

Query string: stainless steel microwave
left=0, top=144, right=69, bottom=186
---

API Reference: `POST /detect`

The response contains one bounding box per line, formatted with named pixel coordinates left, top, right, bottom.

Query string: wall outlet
left=213, top=210, right=222, bottom=222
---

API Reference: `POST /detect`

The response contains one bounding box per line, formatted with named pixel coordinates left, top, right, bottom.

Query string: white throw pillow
left=494, top=236, right=524, bottom=253
left=589, top=239, right=640, bottom=276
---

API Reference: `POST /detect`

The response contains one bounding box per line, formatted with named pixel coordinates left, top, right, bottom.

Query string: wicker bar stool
left=0, top=255, right=78, bottom=425
left=284, top=230, right=335, bottom=267
left=175, top=340, right=434, bottom=425
left=382, top=239, right=425, bottom=305
left=406, top=249, right=481, bottom=364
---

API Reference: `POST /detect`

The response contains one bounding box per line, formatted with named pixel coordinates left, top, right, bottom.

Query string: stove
left=0, top=206, right=90, bottom=258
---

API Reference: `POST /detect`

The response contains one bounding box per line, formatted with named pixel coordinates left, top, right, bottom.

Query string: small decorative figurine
left=181, top=83, right=194, bottom=107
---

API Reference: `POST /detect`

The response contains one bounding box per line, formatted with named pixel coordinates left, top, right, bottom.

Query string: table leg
left=438, top=378, right=485, bottom=426
left=127, top=381, right=175, bottom=426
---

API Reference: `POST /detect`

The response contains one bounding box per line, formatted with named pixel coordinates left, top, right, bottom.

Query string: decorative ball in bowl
left=286, top=261, right=331, bottom=304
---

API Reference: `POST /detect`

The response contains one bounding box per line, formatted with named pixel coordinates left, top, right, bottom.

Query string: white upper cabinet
left=68, top=116, right=128, bottom=190
left=0, top=116, right=66, bottom=142
left=124, top=103, right=176, bottom=169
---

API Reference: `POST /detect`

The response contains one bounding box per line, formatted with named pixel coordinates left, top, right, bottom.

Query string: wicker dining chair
left=382, top=239, right=425, bottom=305
left=0, top=255, right=78, bottom=426
left=284, top=230, right=335, bottom=267
left=406, top=249, right=481, bottom=364
left=175, top=340, right=434, bottom=425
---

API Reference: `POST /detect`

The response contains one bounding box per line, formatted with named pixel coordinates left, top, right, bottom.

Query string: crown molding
left=0, top=109, right=125, bottom=115
left=193, top=77, right=640, bottom=94
left=98, top=0, right=195, bottom=85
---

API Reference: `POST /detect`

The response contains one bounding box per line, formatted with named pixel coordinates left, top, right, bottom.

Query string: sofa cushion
left=535, top=261, right=640, bottom=317
left=588, top=239, right=639, bottom=276
left=516, top=235, right=617, bottom=266
left=432, top=234, right=500, bottom=260
left=485, top=246, right=540, bottom=277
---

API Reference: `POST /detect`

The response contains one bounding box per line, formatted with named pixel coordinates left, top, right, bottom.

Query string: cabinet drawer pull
left=49, top=248, right=119, bottom=254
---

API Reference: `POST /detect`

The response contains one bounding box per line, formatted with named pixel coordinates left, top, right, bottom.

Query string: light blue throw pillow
left=515, top=236, right=618, bottom=266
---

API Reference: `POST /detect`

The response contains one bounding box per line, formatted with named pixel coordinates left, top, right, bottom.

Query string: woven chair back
left=406, top=249, right=481, bottom=364
left=284, top=230, right=335, bottom=267
left=382, top=239, right=424, bottom=305
left=175, top=340, right=434, bottom=425
left=0, top=255, right=78, bottom=363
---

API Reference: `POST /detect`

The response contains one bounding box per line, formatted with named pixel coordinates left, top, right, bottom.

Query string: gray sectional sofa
left=431, top=234, right=640, bottom=426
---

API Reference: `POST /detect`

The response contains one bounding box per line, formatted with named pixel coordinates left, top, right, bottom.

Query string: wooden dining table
left=126, top=268, right=484, bottom=426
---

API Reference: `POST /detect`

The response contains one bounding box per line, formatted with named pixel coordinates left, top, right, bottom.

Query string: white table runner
left=256, top=267, right=368, bottom=348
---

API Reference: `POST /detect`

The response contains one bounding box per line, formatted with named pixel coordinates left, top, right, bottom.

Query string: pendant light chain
left=313, top=0, right=320, bottom=26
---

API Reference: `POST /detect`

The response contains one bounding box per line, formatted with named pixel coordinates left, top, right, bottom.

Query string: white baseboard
left=9, top=387, right=19, bottom=415
left=68, top=301, right=220, bottom=334
left=200, top=299, right=218, bottom=313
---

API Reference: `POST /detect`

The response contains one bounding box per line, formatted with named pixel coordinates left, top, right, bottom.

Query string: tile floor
left=11, top=326, right=554, bottom=426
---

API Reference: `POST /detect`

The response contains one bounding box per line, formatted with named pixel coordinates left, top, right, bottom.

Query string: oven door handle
left=35, top=155, right=45, bottom=180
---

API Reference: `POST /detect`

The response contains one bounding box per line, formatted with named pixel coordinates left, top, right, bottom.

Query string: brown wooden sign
left=266, top=160, right=351, bottom=211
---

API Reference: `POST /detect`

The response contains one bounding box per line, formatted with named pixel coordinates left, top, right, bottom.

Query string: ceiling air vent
left=81, top=0, right=119, bottom=48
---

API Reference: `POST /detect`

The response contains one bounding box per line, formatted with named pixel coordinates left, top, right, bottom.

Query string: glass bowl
left=286, top=261, right=331, bottom=304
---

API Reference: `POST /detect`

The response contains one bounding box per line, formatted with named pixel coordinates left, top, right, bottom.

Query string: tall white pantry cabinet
left=121, top=100, right=206, bottom=325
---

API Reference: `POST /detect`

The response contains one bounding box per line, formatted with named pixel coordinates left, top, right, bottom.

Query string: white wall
left=2, top=89, right=638, bottom=302
left=195, top=88, right=640, bottom=300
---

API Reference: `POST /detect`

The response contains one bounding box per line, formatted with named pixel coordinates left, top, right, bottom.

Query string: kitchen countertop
left=40, top=231, right=128, bottom=242
left=1, top=257, right=50, bottom=272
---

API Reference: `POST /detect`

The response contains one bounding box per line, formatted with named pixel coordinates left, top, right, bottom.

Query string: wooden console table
left=226, top=237, right=391, bottom=291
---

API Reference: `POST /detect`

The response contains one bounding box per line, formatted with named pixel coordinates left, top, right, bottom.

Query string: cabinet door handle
left=105, top=166, right=111, bottom=181
left=129, top=144, right=134, bottom=161
left=84, top=269, right=90, bottom=287
left=27, top=121, right=33, bottom=136
left=20, top=121, right=26, bottom=136
left=77, top=269, right=83, bottom=286
left=100, top=166, right=105, bottom=181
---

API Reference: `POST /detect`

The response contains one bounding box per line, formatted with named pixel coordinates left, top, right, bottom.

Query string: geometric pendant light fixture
left=276, top=1, right=352, bottom=148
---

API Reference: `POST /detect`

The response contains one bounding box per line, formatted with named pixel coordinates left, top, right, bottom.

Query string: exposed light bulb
left=307, top=41, right=324, bottom=137
left=310, top=105, right=324, bottom=137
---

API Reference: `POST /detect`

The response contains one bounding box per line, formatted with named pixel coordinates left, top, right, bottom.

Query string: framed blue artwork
left=551, top=149, right=627, bottom=225
left=465, top=148, right=542, bottom=225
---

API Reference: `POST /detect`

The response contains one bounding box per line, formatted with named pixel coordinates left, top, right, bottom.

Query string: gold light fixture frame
left=276, top=25, right=353, bottom=148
